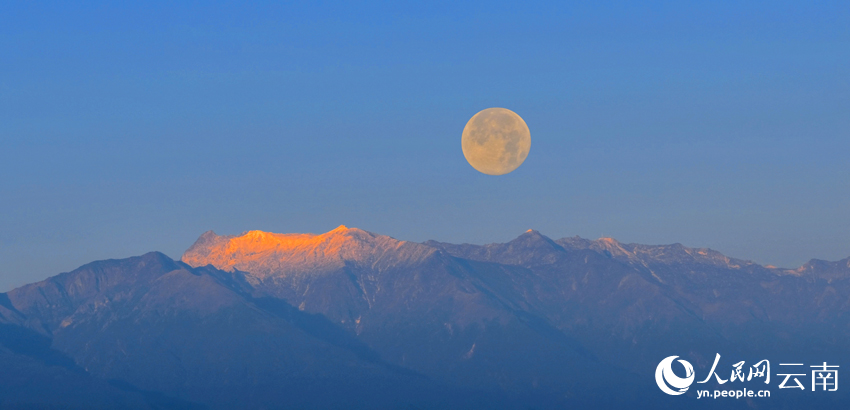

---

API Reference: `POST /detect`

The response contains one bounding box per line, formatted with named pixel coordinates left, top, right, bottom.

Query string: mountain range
left=2, top=226, right=849, bottom=409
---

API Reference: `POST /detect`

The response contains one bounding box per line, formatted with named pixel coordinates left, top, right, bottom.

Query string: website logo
left=655, top=355, right=695, bottom=395
left=655, top=353, right=839, bottom=400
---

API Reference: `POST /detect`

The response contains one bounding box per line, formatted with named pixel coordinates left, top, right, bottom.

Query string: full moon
left=461, top=107, right=531, bottom=175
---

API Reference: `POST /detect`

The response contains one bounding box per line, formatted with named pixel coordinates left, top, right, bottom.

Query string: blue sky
left=2, top=1, right=849, bottom=290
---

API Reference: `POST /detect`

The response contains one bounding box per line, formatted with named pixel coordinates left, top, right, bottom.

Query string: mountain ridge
left=185, top=226, right=848, bottom=274
left=2, top=226, right=850, bottom=409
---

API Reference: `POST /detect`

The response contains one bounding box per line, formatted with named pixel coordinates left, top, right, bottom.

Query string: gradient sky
left=2, top=1, right=850, bottom=291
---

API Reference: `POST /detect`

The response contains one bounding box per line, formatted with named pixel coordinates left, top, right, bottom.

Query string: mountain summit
left=182, top=225, right=435, bottom=279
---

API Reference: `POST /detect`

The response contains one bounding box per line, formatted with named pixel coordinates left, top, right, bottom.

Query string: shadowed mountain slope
left=3, top=252, right=507, bottom=410
left=3, top=227, right=850, bottom=409
left=182, top=228, right=646, bottom=404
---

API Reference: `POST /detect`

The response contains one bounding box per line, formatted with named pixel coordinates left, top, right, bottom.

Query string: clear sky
left=2, top=1, right=850, bottom=291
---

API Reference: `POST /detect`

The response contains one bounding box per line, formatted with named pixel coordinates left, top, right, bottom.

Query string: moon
left=461, top=108, right=531, bottom=175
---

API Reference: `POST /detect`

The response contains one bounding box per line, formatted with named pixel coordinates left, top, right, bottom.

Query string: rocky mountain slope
left=2, top=226, right=850, bottom=409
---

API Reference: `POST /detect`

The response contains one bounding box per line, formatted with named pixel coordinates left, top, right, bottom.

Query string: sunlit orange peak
left=181, top=224, right=438, bottom=279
